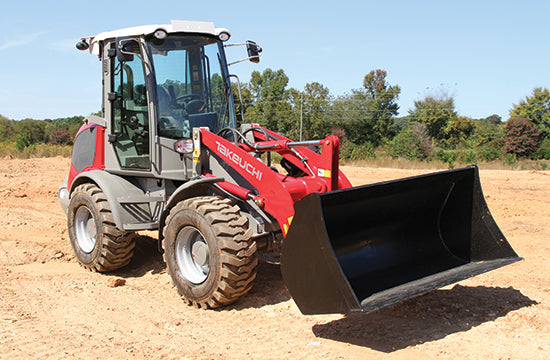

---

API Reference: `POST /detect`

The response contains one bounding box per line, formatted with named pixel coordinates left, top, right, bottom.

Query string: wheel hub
left=74, top=206, right=97, bottom=254
left=175, top=226, right=210, bottom=284
left=191, top=241, right=209, bottom=267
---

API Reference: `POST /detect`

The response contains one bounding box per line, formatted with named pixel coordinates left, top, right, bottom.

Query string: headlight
left=175, top=139, right=194, bottom=154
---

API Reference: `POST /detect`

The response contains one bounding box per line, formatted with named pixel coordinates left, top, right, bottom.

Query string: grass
left=342, top=156, right=549, bottom=171
left=0, top=142, right=72, bottom=159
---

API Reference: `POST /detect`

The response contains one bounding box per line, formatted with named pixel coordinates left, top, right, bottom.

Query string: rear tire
left=67, top=183, right=135, bottom=272
left=163, top=196, right=257, bottom=309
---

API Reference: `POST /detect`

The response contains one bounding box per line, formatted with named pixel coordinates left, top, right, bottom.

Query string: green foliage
left=336, top=69, right=400, bottom=147
left=340, top=141, right=375, bottom=160
left=531, top=138, right=550, bottom=160
left=0, top=114, right=82, bottom=156
left=408, top=95, right=457, bottom=140
left=0, top=115, right=16, bottom=141
left=389, top=128, right=417, bottom=160
left=286, top=82, right=333, bottom=140
left=470, top=119, right=505, bottom=148
left=510, top=87, right=550, bottom=139
left=388, top=123, right=433, bottom=161
left=504, top=118, right=540, bottom=157
left=459, top=149, right=478, bottom=164
left=478, top=145, right=502, bottom=161
left=15, top=129, right=32, bottom=150
left=503, top=153, right=517, bottom=166
left=481, top=114, right=502, bottom=125
left=444, top=116, right=475, bottom=147
left=15, top=119, right=46, bottom=143
left=302, top=82, right=333, bottom=139
left=436, top=149, right=458, bottom=168
left=246, top=68, right=291, bottom=133
left=47, top=115, right=84, bottom=141
left=390, top=116, right=410, bottom=136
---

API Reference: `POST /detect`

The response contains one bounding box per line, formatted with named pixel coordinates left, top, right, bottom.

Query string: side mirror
left=76, top=39, right=89, bottom=51
left=116, top=38, right=138, bottom=62
left=246, top=41, right=262, bottom=63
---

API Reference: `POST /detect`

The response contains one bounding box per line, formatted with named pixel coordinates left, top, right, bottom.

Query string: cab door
left=109, top=38, right=150, bottom=170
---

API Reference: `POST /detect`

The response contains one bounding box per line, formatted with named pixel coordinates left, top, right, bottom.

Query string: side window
left=112, top=40, right=150, bottom=169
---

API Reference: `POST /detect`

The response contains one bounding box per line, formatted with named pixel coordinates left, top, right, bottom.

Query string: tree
left=49, top=128, right=72, bottom=145
left=444, top=116, right=475, bottom=147
left=0, top=115, right=16, bottom=141
left=510, top=87, right=550, bottom=139
left=246, top=68, right=291, bottom=132
left=15, top=129, right=32, bottom=150
left=14, top=119, right=46, bottom=143
left=290, top=82, right=332, bottom=140
left=333, top=69, right=400, bottom=146
left=408, top=95, right=457, bottom=140
left=389, top=123, right=433, bottom=161
left=482, top=114, right=502, bottom=125
left=504, top=118, right=540, bottom=156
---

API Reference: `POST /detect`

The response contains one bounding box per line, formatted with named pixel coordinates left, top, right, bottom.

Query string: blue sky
left=0, top=0, right=547, bottom=121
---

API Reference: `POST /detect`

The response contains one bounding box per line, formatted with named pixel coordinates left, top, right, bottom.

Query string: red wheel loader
left=58, top=20, right=520, bottom=314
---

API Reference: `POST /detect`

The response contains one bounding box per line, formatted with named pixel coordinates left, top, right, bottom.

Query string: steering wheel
left=176, top=94, right=205, bottom=114
left=176, top=94, right=201, bottom=102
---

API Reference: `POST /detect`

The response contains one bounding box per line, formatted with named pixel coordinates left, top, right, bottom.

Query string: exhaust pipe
left=281, top=166, right=521, bottom=315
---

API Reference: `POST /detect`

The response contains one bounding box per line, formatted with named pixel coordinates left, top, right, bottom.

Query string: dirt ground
left=0, top=157, right=548, bottom=359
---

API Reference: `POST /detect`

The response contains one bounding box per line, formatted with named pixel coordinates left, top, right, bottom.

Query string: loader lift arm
left=199, top=126, right=351, bottom=235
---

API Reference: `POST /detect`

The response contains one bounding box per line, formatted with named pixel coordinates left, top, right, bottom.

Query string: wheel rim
left=74, top=206, right=97, bottom=254
left=175, top=226, right=210, bottom=284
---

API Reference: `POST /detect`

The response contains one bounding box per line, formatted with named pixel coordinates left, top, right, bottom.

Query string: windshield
left=148, top=35, right=234, bottom=139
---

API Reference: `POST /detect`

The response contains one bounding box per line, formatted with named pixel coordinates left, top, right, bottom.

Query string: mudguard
left=69, top=170, right=153, bottom=231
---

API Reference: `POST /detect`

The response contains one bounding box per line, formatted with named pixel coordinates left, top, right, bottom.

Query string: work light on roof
left=218, top=31, right=230, bottom=42
left=154, top=29, right=167, bottom=39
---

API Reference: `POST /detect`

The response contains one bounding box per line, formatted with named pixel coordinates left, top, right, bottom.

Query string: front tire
left=163, top=196, right=257, bottom=309
left=67, top=183, right=135, bottom=272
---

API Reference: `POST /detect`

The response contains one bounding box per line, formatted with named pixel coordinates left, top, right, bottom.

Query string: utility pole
left=299, top=93, right=303, bottom=141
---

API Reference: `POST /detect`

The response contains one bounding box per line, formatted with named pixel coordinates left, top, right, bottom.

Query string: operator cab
left=79, top=21, right=255, bottom=177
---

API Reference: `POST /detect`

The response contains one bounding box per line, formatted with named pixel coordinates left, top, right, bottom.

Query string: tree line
left=1, top=69, right=549, bottom=167
left=0, top=115, right=84, bottom=150
left=233, top=69, right=550, bottom=167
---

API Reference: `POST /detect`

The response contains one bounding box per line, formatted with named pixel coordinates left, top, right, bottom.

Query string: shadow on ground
left=312, top=285, right=537, bottom=352
left=113, top=234, right=166, bottom=278
left=111, top=237, right=291, bottom=309
left=227, top=259, right=291, bottom=310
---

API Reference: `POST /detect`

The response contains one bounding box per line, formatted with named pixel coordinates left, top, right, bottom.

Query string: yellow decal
left=317, top=169, right=331, bottom=178
left=282, top=216, right=294, bottom=236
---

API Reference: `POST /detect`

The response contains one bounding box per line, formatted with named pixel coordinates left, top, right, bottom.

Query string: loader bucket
left=281, top=165, right=521, bottom=315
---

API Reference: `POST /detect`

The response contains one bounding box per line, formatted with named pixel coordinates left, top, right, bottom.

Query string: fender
left=157, top=176, right=223, bottom=250
left=165, top=176, right=224, bottom=210
left=69, top=170, right=151, bottom=232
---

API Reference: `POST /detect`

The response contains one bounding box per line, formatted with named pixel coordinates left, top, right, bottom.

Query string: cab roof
left=88, top=20, right=229, bottom=54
